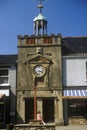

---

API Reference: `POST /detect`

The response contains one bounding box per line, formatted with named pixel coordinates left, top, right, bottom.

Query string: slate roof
left=0, top=55, right=17, bottom=65
left=62, top=36, right=87, bottom=56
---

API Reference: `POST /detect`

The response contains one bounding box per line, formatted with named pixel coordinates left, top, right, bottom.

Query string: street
left=56, top=125, right=87, bottom=130
left=1, top=125, right=87, bottom=130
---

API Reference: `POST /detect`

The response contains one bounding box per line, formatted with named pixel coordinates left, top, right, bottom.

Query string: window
left=0, top=69, right=9, bottom=86
left=43, top=37, right=52, bottom=44
left=68, top=99, right=87, bottom=117
left=86, top=62, right=87, bottom=80
left=0, top=103, right=5, bottom=123
left=26, top=38, right=35, bottom=44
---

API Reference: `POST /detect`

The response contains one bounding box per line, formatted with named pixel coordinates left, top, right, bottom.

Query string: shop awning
left=63, top=89, right=87, bottom=99
left=0, top=94, right=5, bottom=99
left=0, top=90, right=9, bottom=96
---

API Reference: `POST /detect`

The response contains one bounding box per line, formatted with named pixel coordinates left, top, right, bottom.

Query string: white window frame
left=0, top=68, right=9, bottom=86
left=86, top=62, right=87, bottom=80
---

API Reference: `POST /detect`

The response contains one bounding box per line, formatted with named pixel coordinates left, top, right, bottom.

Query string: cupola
left=33, top=0, right=48, bottom=35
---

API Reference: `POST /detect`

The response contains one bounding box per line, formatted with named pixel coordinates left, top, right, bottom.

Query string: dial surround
left=33, top=65, right=45, bottom=77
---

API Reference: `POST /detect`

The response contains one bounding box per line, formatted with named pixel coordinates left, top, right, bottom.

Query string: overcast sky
left=0, top=0, right=87, bottom=54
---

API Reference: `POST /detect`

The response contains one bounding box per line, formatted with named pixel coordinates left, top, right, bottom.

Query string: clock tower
left=16, top=0, right=63, bottom=125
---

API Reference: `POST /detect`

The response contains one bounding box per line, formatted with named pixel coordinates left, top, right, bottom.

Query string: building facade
left=0, top=55, right=17, bottom=128
left=1, top=1, right=87, bottom=128
left=16, top=1, right=63, bottom=126
left=62, top=37, right=87, bottom=125
left=16, top=34, right=63, bottom=125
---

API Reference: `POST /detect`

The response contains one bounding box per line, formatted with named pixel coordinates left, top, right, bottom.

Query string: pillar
left=37, top=98, right=43, bottom=117
left=63, top=99, right=68, bottom=125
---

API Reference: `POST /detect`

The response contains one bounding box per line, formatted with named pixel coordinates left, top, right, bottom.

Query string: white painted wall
left=62, top=56, right=87, bottom=86
left=0, top=65, right=16, bottom=118
left=9, top=65, right=16, bottom=116
left=9, top=65, right=16, bottom=95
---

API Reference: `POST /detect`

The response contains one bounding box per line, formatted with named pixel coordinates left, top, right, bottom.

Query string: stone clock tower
left=16, top=0, right=63, bottom=125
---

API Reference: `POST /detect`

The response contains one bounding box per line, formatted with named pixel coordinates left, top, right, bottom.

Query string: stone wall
left=69, top=117, right=87, bottom=125
left=14, top=123, right=55, bottom=130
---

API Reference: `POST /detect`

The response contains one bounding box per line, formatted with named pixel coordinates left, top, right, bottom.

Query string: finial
left=37, top=0, right=45, bottom=13
left=37, top=0, right=45, bottom=4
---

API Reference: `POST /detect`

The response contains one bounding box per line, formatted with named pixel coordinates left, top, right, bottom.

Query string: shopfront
left=0, top=90, right=10, bottom=128
left=0, top=94, right=6, bottom=128
left=63, top=89, right=87, bottom=125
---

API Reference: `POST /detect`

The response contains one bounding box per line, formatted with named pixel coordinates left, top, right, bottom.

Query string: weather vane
left=36, top=0, right=45, bottom=13
left=37, top=0, right=45, bottom=4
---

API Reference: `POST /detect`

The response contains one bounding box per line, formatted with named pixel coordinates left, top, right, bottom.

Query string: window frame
left=0, top=68, right=9, bottom=86
left=68, top=99, right=87, bottom=117
left=85, top=62, right=87, bottom=81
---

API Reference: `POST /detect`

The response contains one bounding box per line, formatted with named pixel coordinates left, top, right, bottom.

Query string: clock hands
left=33, top=65, right=45, bottom=77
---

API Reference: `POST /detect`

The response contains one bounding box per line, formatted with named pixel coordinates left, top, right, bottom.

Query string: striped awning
left=63, top=90, right=87, bottom=99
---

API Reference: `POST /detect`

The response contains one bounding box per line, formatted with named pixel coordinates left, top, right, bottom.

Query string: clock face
left=33, top=65, right=45, bottom=77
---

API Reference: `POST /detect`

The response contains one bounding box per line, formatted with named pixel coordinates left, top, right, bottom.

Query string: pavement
left=56, top=125, right=87, bottom=130
left=1, top=125, right=87, bottom=130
